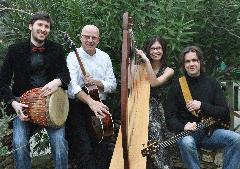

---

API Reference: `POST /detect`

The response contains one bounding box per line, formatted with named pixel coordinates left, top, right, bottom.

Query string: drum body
left=19, top=87, right=69, bottom=128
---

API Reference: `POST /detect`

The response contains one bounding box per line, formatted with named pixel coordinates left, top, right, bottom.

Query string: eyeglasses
left=184, top=58, right=199, bottom=64
left=81, top=34, right=99, bottom=41
left=150, top=46, right=162, bottom=51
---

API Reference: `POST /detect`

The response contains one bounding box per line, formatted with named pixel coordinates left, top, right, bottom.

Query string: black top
left=150, top=66, right=171, bottom=101
left=164, top=73, right=229, bottom=133
left=0, top=39, right=70, bottom=114
left=30, top=44, right=47, bottom=87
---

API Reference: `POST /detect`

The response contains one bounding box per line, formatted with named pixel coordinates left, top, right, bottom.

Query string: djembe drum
left=19, top=87, right=69, bottom=128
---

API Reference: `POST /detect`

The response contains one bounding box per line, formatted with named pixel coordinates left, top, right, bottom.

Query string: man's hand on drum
left=88, top=99, right=109, bottom=119
left=41, top=79, right=62, bottom=97
left=11, top=101, right=29, bottom=121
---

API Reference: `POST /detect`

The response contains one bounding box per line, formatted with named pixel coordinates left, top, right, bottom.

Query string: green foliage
left=0, top=0, right=240, bottom=155
left=31, top=129, right=50, bottom=156
left=190, top=0, right=240, bottom=80
left=1, top=0, right=240, bottom=79
left=0, top=102, right=12, bottom=156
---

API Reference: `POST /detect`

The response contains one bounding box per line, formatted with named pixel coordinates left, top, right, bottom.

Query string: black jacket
left=0, top=39, right=70, bottom=112
left=164, top=73, right=229, bottom=133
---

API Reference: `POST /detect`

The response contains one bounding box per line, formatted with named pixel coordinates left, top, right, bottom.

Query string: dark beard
left=33, top=36, right=45, bottom=44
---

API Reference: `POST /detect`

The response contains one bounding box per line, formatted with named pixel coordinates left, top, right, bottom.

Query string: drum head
left=48, top=88, right=69, bottom=127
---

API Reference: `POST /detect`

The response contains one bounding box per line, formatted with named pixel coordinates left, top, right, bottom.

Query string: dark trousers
left=66, top=99, right=112, bottom=169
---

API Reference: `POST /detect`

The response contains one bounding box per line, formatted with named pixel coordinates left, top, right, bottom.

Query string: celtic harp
left=110, top=12, right=150, bottom=169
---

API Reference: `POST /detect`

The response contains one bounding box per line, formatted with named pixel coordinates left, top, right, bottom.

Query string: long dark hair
left=143, top=36, right=167, bottom=67
left=179, top=46, right=205, bottom=74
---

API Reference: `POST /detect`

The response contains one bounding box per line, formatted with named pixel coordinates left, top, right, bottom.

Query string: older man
left=66, top=25, right=117, bottom=169
left=164, top=46, right=240, bottom=169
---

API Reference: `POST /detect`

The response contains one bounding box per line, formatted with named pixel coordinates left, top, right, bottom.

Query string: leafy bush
left=0, top=102, right=12, bottom=156
left=0, top=0, right=240, bottom=156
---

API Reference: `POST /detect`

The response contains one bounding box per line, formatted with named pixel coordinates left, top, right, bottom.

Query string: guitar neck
left=159, top=128, right=191, bottom=149
left=63, top=32, right=87, bottom=76
left=141, top=119, right=216, bottom=157
left=158, top=121, right=209, bottom=149
left=74, top=48, right=87, bottom=76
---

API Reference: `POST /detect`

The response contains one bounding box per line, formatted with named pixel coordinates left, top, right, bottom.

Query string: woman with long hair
left=136, top=36, right=174, bottom=169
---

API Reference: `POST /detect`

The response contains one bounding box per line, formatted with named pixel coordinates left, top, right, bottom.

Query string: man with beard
left=0, top=12, right=70, bottom=169
left=164, top=46, right=240, bottom=169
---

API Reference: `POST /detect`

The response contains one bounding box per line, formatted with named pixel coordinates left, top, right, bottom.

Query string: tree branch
left=0, top=4, right=32, bottom=15
left=217, top=63, right=240, bottom=79
left=211, top=22, right=240, bottom=39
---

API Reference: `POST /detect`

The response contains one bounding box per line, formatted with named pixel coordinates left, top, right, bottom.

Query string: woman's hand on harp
left=136, top=49, right=149, bottom=63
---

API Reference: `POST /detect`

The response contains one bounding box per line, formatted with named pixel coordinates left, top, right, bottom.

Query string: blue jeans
left=177, top=129, right=240, bottom=169
left=12, top=117, right=68, bottom=169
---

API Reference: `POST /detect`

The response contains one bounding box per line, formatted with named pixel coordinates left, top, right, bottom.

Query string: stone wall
left=173, top=147, right=224, bottom=169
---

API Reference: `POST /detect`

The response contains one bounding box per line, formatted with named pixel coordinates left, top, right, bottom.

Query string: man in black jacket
left=0, top=12, right=70, bottom=169
left=164, top=46, right=240, bottom=169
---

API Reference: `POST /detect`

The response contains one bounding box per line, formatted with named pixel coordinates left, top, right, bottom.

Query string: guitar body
left=203, top=117, right=230, bottom=136
left=82, top=84, right=114, bottom=142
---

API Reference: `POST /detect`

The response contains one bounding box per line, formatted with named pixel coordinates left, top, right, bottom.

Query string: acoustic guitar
left=141, top=117, right=229, bottom=157
left=63, top=32, right=114, bottom=142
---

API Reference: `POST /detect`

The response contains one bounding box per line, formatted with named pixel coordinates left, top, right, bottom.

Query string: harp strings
left=127, top=27, right=148, bottom=146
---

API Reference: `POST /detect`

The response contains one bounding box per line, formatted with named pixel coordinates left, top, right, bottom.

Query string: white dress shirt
left=67, top=47, right=117, bottom=100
